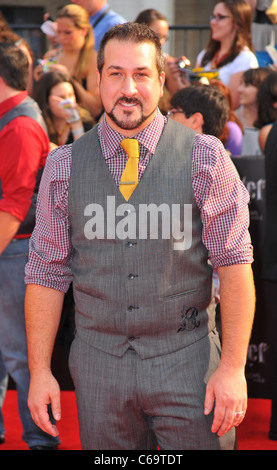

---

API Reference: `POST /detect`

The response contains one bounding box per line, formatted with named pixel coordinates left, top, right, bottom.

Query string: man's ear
left=159, top=71, right=166, bottom=97
left=190, top=112, right=204, bottom=132
left=97, top=70, right=101, bottom=94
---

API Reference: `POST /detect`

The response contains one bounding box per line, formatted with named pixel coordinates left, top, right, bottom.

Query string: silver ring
left=234, top=411, right=245, bottom=417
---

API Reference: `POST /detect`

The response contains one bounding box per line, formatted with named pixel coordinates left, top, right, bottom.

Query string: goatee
left=106, top=97, right=157, bottom=131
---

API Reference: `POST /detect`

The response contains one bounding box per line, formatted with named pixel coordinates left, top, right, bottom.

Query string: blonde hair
left=57, top=4, right=95, bottom=82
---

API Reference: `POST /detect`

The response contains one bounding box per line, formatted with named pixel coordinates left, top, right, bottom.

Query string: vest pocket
left=163, top=288, right=198, bottom=301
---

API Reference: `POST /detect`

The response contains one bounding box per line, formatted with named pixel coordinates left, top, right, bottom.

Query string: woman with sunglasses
left=196, top=0, right=259, bottom=109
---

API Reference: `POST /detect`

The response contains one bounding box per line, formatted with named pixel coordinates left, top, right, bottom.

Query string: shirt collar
left=98, top=109, right=167, bottom=160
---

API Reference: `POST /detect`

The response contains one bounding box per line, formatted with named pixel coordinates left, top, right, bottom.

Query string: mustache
left=115, top=97, right=143, bottom=106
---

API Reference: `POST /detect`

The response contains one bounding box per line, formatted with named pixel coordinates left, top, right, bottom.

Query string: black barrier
left=232, top=156, right=270, bottom=398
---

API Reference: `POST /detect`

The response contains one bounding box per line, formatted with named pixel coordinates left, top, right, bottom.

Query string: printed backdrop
left=232, top=156, right=271, bottom=399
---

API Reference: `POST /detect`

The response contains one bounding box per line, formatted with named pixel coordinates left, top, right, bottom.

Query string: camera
left=178, top=58, right=190, bottom=71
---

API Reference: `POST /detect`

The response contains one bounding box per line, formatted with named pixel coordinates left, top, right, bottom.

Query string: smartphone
left=59, top=99, right=80, bottom=123
left=37, top=57, right=57, bottom=73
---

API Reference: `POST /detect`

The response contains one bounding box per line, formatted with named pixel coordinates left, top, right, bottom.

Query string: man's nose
left=121, top=76, right=137, bottom=96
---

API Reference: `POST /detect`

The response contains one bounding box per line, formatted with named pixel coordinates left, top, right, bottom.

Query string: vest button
left=127, top=305, right=138, bottom=312
left=126, top=241, right=137, bottom=247
left=128, top=273, right=138, bottom=280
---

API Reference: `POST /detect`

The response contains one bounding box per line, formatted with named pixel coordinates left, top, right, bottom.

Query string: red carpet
left=1, top=391, right=277, bottom=450
left=0, top=391, right=81, bottom=450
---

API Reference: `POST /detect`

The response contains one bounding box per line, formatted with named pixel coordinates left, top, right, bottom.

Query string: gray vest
left=0, top=96, right=48, bottom=235
left=0, top=95, right=47, bottom=133
left=68, top=119, right=215, bottom=358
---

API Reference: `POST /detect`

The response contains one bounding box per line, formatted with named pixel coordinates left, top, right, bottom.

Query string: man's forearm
left=24, top=284, right=65, bottom=373
left=24, top=284, right=65, bottom=437
left=0, top=211, right=21, bottom=254
left=218, top=263, right=256, bottom=370
left=204, top=263, right=256, bottom=436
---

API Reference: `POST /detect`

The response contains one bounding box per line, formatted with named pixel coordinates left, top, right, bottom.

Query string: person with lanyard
left=71, top=0, right=126, bottom=50
left=24, top=22, right=255, bottom=450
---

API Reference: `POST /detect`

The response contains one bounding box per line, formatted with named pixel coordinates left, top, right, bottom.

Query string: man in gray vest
left=25, top=23, right=255, bottom=450
left=0, top=43, right=60, bottom=449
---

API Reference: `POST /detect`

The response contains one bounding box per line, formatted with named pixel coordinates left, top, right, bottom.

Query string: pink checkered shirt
left=25, top=109, right=253, bottom=292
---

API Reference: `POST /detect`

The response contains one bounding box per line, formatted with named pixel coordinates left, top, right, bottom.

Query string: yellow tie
left=119, top=138, right=139, bottom=201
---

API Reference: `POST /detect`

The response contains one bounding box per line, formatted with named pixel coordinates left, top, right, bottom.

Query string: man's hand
left=25, top=285, right=65, bottom=436
left=28, top=369, right=61, bottom=437
left=206, top=264, right=255, bottom=436
left=204, top=365, right=247, bottom=436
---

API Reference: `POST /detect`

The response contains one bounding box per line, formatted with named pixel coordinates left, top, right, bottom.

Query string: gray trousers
left=69, top=330, right=236, bottom=450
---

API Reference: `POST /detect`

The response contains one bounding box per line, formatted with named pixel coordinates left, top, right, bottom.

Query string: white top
left=196, top=47, right=259, bottom=86
left=241, top=128, right=262, bottom=156
left=236, top=107, right=262, bottom=156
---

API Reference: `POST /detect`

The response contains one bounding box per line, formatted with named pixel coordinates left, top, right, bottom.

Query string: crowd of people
left=0, top=0, right=277, bottom=450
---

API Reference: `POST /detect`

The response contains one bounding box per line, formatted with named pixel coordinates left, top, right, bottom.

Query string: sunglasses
left=167, top=110, right=187, bottom=117
left=210, top=14, right=230, bottom=22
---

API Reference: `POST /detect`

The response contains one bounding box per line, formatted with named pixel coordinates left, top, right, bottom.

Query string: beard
left=106, top=97, right=157, bottom=131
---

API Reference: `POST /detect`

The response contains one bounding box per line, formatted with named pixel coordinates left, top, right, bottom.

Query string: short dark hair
left=97, top=22, right=164, bottom=77
left=255, top=71, right=277, bottom=128
left=243, top=67, right=271, bottom=88
left=135, top=8, right=167, bottom=25
left=33, top=70, right=72, bottom=113
left=170, top=84, right=230, bottom=138
left=0, top=42, right=29, bottom=90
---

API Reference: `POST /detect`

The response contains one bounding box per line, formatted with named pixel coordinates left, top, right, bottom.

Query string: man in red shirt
left=0, top=43, right=60, bottom=449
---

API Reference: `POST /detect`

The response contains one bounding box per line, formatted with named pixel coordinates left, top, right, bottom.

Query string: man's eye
left=136, top=73, right=148, bottom=79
